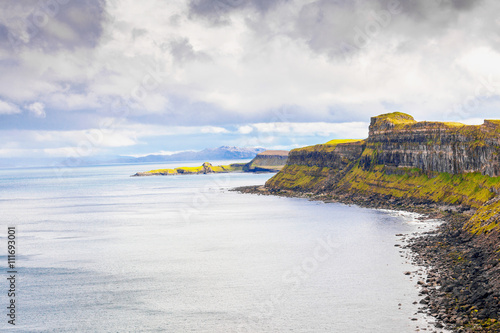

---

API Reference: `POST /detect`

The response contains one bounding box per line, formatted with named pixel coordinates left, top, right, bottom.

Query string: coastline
left=233, top=185, right=500, bottom=333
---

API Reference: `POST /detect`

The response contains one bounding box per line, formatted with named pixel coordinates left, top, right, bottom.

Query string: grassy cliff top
left=368, top=112, right=500, bottom=134
left=484, top=120, right=500, bottom=132
left=325, top=139, right=363, bottom=145
left=372, top=112, right=416, bottom=125
left=293, top=139, right=363, bottom=153
left=256, top=150, right=289, bottom=157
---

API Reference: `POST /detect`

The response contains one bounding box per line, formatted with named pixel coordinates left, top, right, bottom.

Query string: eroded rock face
left=286, top=142, right=364, bottom=168
left=243, top=150, right=289, bottom=172
left=201, top=162, right=214, bottom=174
left=264, top=112, right=500, bottom=332
left=365, top=114, right=500, bottom=177
left=246, top=111, right=500, bottom=332
left=266, top=112, right=500, bottom=240
left=268, top=112, right=500, bottom=192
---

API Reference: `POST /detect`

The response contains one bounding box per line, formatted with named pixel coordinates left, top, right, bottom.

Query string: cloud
left=250, top=121, right=369, bottom=138
left=200, top=126, right=230, bottom=134
left=25, top=102, right=46, bottom=118
left=169, top=37, right=211, bottom=64
left=1, top=0, right=500, bottom=160
left=187, top=0, right=288, bottom=25
left=1, top=0, right=499, bottom=124
left=1, top=0, right=105, bottom=52
left=0, top=100, right=21, bottom=114
left=238, top=125, right=253, bottom=134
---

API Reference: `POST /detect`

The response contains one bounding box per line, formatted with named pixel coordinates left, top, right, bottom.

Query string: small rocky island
left=132, top=150, right=289, bottom=176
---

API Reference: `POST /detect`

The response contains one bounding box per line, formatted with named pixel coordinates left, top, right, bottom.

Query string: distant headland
left=131, top=150, right=289, bottom=176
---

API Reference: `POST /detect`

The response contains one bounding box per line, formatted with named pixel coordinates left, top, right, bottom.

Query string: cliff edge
left=243, top=150, right=289, bottom=172
left=264, top=112, right=500, bottom=332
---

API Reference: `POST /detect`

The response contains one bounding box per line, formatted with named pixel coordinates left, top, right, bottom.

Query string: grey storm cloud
left=0, top=0, right=499, bottom=130
left=188, top=0, right=290, bottom=24
left=0, top=0, right=106, bottom=52
left=169, top=38, right=211, bottom=64
left=188, top=0, right=496, bottom=59
left=294, top=0, right=492, bottom=58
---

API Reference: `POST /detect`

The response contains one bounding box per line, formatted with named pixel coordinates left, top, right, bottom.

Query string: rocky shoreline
left=233, top=185, right=500, bottom=333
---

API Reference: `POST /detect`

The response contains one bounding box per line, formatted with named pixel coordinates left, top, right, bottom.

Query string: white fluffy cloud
left=0, top=100, right=21, bottom=115
left=25, top=102, right=46, bottom=118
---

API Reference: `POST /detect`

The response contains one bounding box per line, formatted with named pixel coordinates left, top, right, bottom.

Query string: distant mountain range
left=114, top=146, right=266, bottom=164
left=0, top=146, right=267, bottom=169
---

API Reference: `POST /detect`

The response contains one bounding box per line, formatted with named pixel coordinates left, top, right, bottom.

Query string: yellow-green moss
left=176, top=166, right=204, bottom=173
left=441, top=121, right=466, bottom=127
left=146, top=168, right=176, bottom=174
left=373, top=112, right=416, bottom=125
left=144, top=162, right=244, bottom=175
left=337, top=165, right=498, bottom=208
left=325, top=139, right=363, bottom=145
left=464, top=318, right=500, bottom=332
left=466, top=199, right=500, bottom=235
left=297, top=140, right=363, bottom=153
left=266, top=164, right=330, bottom=190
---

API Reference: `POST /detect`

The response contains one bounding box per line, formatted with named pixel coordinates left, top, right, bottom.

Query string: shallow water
left=0, top=163, right=442, bottom=332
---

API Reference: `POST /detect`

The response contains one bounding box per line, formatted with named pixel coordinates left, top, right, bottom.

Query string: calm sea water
left=0, top=162, right=443, bottom=332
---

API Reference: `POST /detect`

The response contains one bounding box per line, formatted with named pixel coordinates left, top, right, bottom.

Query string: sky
left=1, top=0, right=500, bottom=163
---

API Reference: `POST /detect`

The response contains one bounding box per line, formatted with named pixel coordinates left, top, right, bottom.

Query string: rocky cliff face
left=267, top=140, right=363, bottom=190
left=267, top=113, right=500, bottom=222
left=364, top=113, right=500, bottom=177
left=243, top=150, right=289, bottom=172
left=265, top=112, right=500, bottom=331
left=267, top=113, right=500, bottom=204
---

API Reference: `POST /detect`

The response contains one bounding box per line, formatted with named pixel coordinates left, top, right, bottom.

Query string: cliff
left=243, top=150, right=289, bottom=172
left=265, top=112, right=500, bottom=332
left=267, top=113, right=500, bottom=221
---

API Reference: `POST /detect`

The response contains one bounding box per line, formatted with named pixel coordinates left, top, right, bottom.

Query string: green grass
left=146, top=168, right=176, bottom=174
left=466, top=199, right=500, bottom=235
left=325, top=139, right=363, bottom=145
left=176, top=166, right=204, bottom=173
left=297, top=139, right=364, bottom=153
left=372, top=112, right=416, bottom=124
left=144, top=162, right=244, bottom=175
left=337, top=165, right=498, bottom=208
left=266, top=164, right=330, bottom=190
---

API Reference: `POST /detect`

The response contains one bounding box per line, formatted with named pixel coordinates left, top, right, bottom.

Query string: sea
left=0, top=161, right=447, bottom=332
